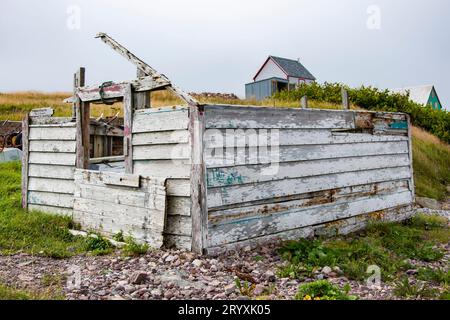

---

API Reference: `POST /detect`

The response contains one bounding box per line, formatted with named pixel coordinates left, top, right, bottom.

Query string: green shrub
left=295, top=280, right=357, bottom=300
left=122, top=236, right=149, bottom=256
left=84, top=235, right=113, bottom=256
left=273, top=83, right=450, bottom=144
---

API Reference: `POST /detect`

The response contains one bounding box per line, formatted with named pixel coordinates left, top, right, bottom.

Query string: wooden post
left=75, top=67, right=90, bottom=169
left=123, top=84, right=134, bottom=173
left=134, top=69, right=151, bottom=110
left=342, top=87, right=349, bottom=110
left=300, top=95, right=308, bottom=109
left=190, top=104, right=207, bottom=254
left=72, top=68, right=85, bottom=118
left=21, top=113, right=29, bottom=209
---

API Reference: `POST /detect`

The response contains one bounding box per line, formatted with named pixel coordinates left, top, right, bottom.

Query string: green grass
left=0, top=161, right=112, bottom=258
left=278, top=214, right=449, bottom=282
left=0, top=283, right=62, bottom=300
left=412, top=127, right=450, bottom=200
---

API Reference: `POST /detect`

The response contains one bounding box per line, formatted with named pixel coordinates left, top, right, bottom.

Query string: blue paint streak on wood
left=389, top=121, right=408, bottom=130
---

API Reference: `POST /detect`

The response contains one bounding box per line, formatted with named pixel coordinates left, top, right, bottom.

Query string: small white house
left=246, top=56, right=316, bottom=100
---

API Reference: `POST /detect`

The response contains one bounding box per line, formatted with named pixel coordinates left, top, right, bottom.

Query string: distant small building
left=245, top=56, right=316, bottom=100
left=391, top=85, right=443, bottom=110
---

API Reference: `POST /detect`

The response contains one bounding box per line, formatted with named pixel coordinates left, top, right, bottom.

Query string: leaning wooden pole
left=21, top=113, right=30, bottom=209
left=95, top=32, right=199, bottom=106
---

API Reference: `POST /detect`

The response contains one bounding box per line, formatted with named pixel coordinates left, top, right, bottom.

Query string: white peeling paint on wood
left=204, top=129, right=408, bottom=149
left=29, top=140, right=77, bottom=153
left=29, top=152, right=76, bottom=166
left=28, top=178, right=75, bottom=194
left=132, top=130, right=190, bottom=146
left=133, top=160, right=191, bottom=179
left=133, top=144, right=191, bottom=160
left=73, top=169, right=167, bottom=248
left=132, top=108, right=189, bottom=133
left=205, top=141, right=409, bottom=168
left=29, top=126, right=76, bottom=141
left=208, top=191, right=413, bottom=246
left=207, top=166, right=412, bottom=208
left=206, top=154, right=411, bottom=187
left=204, top=105, right=355, bottom=129
left=166, top=179, right=191, bottom=197
left=28, top=164, right=75, bottom=180
left=209, top=180, right=410, bottom=224
left=28, top=191, right=74, bottom=208
left=167, top=196, right=191, bottom=216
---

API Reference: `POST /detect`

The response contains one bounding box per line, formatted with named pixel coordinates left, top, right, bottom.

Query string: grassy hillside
left=1, top=91, right=449, bottom=200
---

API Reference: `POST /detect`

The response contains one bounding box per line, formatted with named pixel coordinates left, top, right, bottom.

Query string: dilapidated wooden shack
left=21, top=34, right=415, bottom=254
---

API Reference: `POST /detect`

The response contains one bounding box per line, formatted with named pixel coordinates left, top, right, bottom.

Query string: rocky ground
left=0, top=208, right=448, bottom=300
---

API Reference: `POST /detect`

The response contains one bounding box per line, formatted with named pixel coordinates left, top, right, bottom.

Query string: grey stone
left=253, top=284, right=265, bottom=296
left=322, top=266, right=332, bottom=274
left=416, top=197, right=442, bottom=210
left=192, top=259, right=203, bottom=267
left=129, top=271, right=148, bottom=285
left=224, top=283, right=236, bottom=295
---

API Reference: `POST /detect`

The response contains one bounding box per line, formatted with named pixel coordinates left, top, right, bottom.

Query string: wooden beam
left=189, top=104, right=207, bottom=254
left=134, top=69, right=151, bottom=109
left=72, top=68, right=85, bottom=118
left=75, top=76, right=170, bottom=103
left=21, top=113, right=30, bottom=209
left=123, top=84, right=133, bottom=174
left=82, top=102, right=91, bottom=168
left=95, top=32, right=198, bottom=106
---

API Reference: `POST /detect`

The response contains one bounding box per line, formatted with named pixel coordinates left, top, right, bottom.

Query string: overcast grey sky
left=0, top=0, right=449, bottom=106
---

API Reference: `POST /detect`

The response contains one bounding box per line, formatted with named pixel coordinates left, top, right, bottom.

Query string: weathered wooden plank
left=29, top=140, right=77, bottom=153
left=29, top=152, right=76, bottom=166
left=81, top=102, right=90, bottom=169
left=29, top=126, right=76, bottom=140
left=190, top=104, right=207, bottom=254
left=205, top=141, right=410, bottom=168
left=75, top=76, right=170, bottom=103
left=132, top=108, right=189, bottom=133
left=75, top=183, right=147, bottom=207
left=406, top=115, right=415, bottom=200
left=204, top=105, right=356, bottom=129
left=28, top=178, right=75, bottom=194
left=208, top=191, right=413, bottom=246
left=204, top=129, right=408, bottom=149
left=166, top=179, right=191, bottom=197
left=21, top=114, right=30, bottom=209
left=167, top=196, right=191, bottom=216
left=165, top=215, right=192, bottom=236
left=206, top=204, right=414, bottom=254
left=73, top=210, right=162, bottom=244
left=133, top=160, right=191, bottom=179
left=206, top=154, right=411, bottom=187
left=133, top=144, right=191, bottom=160
left=28, top=164, right=75, bottom=180
left=132, top=130, right=190, bottom=146
left=74, top=169, right=156, bottom=189
left=30, top=108, right=54, bottom=118
left=207, top=166, right=412, bottom=208
left=28, top=204, right=73, bottom=217
left=30, top=117, right=74, bottom=126
left=123, top=84, right=133, bottom=173
left=28, top=191, right=74, bottom=208
left=209, top=180, right=410, bottom=224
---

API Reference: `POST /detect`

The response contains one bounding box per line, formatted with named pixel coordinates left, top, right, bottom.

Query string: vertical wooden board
left=82, top=102, right=90, bottom=169
left=21, top=114, right=29, bottom=209
left=407, top=115, right=415, bottom=200
left=190, top=105, right=207, bottom=254
left=123, top=84, right=133, bottom=173
left=134, top=68, right=151, bottom=109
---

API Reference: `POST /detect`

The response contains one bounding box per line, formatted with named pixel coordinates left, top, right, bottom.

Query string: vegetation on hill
left=273, top=82, right=450, bottom=144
